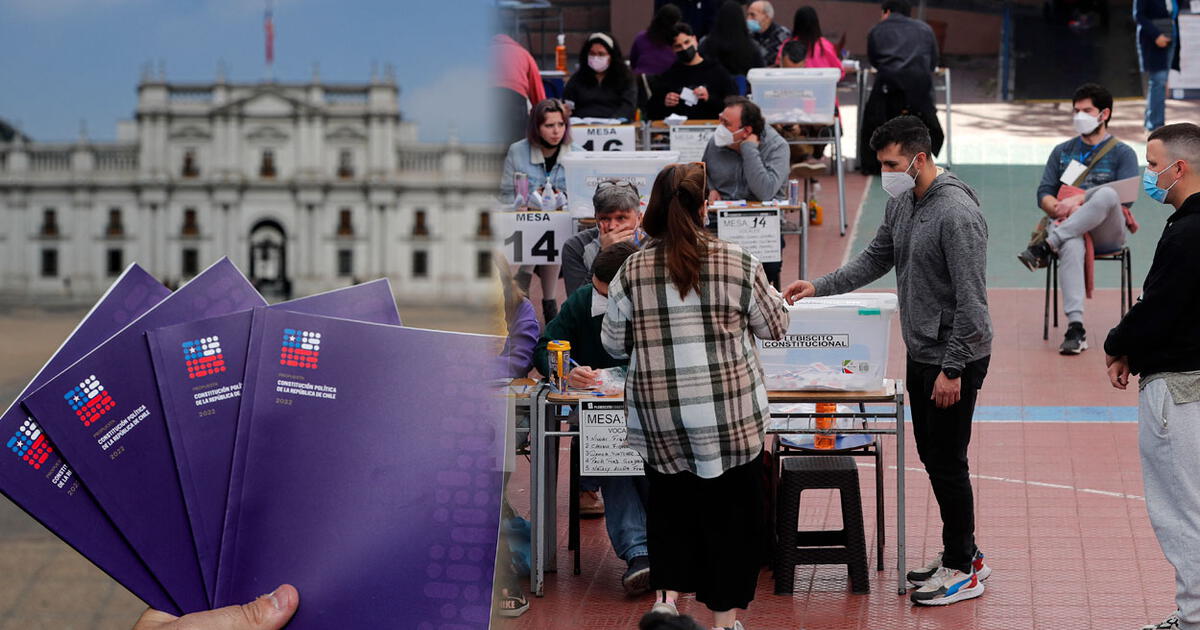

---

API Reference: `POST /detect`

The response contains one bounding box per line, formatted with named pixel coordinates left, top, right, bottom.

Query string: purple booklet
left=215, top=309, right=504, bottom=629
left=0, top=265, right=178, bottom=613
left=21, top=258, right=263, bottom=613
left=145, top=280, right=402, bottom=599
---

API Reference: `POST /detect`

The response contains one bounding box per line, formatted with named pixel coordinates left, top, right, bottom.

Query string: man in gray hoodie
left=783, top=115, right=993, bottom=607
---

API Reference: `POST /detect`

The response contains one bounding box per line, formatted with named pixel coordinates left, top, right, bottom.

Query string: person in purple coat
left=630, top=4, right=682, bottom=76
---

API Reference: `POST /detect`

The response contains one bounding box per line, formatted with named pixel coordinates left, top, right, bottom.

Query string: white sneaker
left=907, top=550, right=991, bottom=587
left=1141, top=613, right=1181, bottom=629
left=650, top=600, right=678, bottom=616
left=910, top=566, right=984, bottom=606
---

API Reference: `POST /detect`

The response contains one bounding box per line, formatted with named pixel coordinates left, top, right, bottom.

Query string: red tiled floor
left=503, top=172, right=1168, bottom=628
left=497, top=421, right=1176, bottom=630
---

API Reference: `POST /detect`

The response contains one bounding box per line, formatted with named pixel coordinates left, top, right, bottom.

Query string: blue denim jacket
left=499, top=139, right=580, bottom=203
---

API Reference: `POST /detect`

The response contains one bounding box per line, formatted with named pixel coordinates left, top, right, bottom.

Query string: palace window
left=182, top=208, right=200, bottom=237
left=259, top=149, right=277, bottom=178
left=337, top=208, right=354, bottom=236
left=40, top=208, right=58, bottom=237
left=106, top=208, right=124, bottom=237
left=337, top=249, right=353, bottom=277
left=181, top=149, right=199, bottom=177
left=41, top=249, right=58, bottom=277
left=106, top=249, right=123, bottom=276
left=412, top=209, right=429, bottom=237
left=476, top=211, right=492, bottom=237
left=412, top=250, right=428, bottom=278
left=476, top=251, right=492, bottom=279
left=182, top=248, right=199, bottom=277
left=337, top=150, right=354, bottom=179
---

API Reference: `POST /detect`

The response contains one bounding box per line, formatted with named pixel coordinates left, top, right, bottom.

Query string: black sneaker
left=1018, top=242, right=1052, bottom=271
left=1059, top=322, right=1088, bottom=355
left=622, top=555, right=651, bottom=595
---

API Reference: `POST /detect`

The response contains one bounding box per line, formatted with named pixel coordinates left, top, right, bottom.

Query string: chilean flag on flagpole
left=264, top=1, right=274, bottom=66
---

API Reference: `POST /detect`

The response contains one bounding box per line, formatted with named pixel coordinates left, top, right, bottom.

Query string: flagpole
left=264, top=0, right=275, bottom=81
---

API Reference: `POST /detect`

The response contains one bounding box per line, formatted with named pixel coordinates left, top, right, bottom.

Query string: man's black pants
left=906, top=355, right=990, bottom=573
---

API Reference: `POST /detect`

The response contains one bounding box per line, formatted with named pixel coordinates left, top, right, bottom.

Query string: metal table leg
left=896, top=382, right=907, bottom=595
left=530, top=385, right=549, bottom=596
left=836, top=117, right=848, bottom=236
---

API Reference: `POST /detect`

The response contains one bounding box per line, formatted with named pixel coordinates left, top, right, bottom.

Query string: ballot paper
left=680, top=86, right=699, bottom=107
left=0, top=265, right=178, bottom=613
left=21, top=258, right=263, bottom=612
left=145, top=279, right=401, bottom=600
left=215, top=309, right=505, bottom=629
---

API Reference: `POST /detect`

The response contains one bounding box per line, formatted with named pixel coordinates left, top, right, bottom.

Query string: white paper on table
left=570, top=117, right=625, bottom=125
left=664, top=113, right=689, bottom=125
left=680, top=86, right=699, bottom=107
left=1091, top=176, right=1141, bottom=204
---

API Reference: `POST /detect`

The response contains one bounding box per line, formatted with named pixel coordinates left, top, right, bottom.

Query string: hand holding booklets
left=5, top=259, right=505, bottom=628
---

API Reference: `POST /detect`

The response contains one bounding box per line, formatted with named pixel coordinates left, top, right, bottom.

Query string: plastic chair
left=1043, top=246, right=1133, bottom=340
left=734, top=74, right=749, bottom=96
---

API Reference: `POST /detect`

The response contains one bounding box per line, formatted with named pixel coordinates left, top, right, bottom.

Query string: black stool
left=774, top=455, right=869, bottom=595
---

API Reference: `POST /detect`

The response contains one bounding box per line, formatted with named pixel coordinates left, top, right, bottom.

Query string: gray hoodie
left=813, top=171, right=992, bottom=371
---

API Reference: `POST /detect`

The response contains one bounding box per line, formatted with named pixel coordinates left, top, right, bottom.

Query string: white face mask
left=712, top=125, right=736, bottom=148
left=1073, top=111, right=1101, bottom=136
left=588, top=55, right=610, bottom=73
left=591, top=288, right=609, bottom=317
left=880, top=154, right=920, bottom=198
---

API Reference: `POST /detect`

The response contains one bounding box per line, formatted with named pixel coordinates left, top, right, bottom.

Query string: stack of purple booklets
left=1, top=259, right=504, bottom=628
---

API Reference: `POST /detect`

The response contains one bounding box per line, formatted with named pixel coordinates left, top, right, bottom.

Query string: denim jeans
left=595, top=474, right=649, bottom=562
left=1147, top=69, right=1170, bottom=131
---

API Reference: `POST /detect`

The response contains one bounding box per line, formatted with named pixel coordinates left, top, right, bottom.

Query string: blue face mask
left=1143, top=161, right=1180, bottom=203
left=746, top=18, right=762, bottom=33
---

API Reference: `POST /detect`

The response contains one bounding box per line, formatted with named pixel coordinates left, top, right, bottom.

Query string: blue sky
left=0, top=0, right=497, bottom=143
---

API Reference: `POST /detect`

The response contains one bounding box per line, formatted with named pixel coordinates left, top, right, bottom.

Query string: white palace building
left=0, top=66, right=504, bottom=304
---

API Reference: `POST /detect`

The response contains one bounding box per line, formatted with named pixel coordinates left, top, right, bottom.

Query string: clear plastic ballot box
left=747, top=67, right=840, bottom=125
left=562, top=150, right=680, bottom=219
left=759, top=292, right=898, bottom=391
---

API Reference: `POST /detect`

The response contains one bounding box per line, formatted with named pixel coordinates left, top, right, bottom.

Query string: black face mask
left=676, top=45, right=697, bottom=64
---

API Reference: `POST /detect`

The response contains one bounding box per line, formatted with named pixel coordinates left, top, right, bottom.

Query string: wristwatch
left=942, top=366, right=962, bottom=380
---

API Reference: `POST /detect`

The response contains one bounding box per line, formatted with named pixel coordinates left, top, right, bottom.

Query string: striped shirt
left=601, top=239, right=790, bottom=478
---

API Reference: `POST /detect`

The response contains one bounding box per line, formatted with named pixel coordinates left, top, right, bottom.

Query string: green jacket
left=533, top=285, right=626, bottom=377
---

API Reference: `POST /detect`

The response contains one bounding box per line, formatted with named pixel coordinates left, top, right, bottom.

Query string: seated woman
left=563, top=32, right=637, bottom=122
left=774, top=6, right=844, bottom=75
left=773, top=8, right=843, bottom=178
left=500, top=98, right=577, bottom=322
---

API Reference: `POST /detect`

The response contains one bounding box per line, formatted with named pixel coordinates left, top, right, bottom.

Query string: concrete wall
left=609, top=0, right=1003, bottom=58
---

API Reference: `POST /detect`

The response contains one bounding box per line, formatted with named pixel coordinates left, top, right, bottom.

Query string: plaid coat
left=601, top=239, right=789, bottom=478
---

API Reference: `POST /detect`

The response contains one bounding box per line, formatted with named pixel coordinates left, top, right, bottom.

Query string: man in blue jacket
left=1106, top=123, right=1200, bottom=630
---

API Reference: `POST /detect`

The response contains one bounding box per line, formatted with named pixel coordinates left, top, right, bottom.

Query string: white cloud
left=401, top=64, right=499, bottom=144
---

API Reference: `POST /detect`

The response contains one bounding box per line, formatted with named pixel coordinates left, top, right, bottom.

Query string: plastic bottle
left=555, top=34, right=567, bottom=73
left=814, top=402, right=836, bottom=449
left=547, top=340, right=571, bottom=391
left=808, top=199, right=824, bottom=226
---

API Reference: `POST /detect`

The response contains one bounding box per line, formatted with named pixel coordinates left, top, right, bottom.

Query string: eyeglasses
left=597, top=179, right=637, bottom=190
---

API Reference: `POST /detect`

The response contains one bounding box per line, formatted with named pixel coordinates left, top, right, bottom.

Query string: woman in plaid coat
left=602, top=162, right=790, bottom=630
